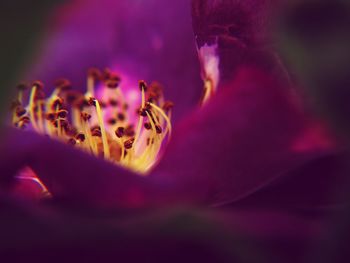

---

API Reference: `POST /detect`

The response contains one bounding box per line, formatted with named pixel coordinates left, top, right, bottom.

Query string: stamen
left=149, top=102, right=172, bottom=139
left=93, top=99, right=110, bottom=159
left=200, top=77, right=215, bottom=105
left=11, top=68, right=175, bottom=175
left=134, top=81, right=147, bottom=146
left=28, top=83, right=41, bottom=132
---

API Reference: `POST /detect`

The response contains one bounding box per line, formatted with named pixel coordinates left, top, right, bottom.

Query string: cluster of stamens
left=11, top=68, right=174, bottom=174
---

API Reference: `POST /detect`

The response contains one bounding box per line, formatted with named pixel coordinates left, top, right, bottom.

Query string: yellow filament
left=37, top=101, right=45, bottom=132
left=134, top=86, right=146, bottom=146
left=142, top=111, right=160, bottom=169
left=28, top=86, right=40, bottom=132
left=95, top=100, right=110, bottom=158
left=82, top=121, right=98, bottom=155
left=149, top=102, right=172, bottom=139
left=201, top=78, right=214, bottom=105
left=12, top=70, right=175, bottom=175
left=72, top=108, right=82, bottom=131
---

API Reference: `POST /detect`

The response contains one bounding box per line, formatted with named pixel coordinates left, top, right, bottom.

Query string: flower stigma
left=11, top=68, right=174, bottom=175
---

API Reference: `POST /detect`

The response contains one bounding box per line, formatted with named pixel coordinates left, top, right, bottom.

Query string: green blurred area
left=276, top=0, right=350, bottom=138
left=0, top=0, right=64, bottom=115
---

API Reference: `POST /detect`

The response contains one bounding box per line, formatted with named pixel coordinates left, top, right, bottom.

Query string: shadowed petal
left=230, top=151, right=350, bottom=209
left=26, top=0, right=202, bottom=120
left=152, top=66, right=336, bottom=206
left=0, top=194, right=327, bottom=263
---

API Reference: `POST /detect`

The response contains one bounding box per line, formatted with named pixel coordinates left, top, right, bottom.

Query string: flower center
left=11, top=68, right=174, bottom=174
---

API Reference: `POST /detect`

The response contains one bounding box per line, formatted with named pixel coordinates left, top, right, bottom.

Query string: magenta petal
left=192, top=0, right=285, bottom=83
left=26, top=0, right=202, bottom=120
left=152, top=66, right=334, bottom=206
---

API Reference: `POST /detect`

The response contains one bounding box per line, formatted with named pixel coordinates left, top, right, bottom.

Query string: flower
left=0, top=0, right=349, bottom=261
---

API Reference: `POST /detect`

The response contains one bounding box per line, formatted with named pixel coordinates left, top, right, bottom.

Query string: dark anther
left=52, top=97, right=64, bottom=110
left=54, top=79, right=72, bottom=91
left=144, top=122, right=152, bottom=130
left=76, top=133, right=86, bottom=142
left=57, top=109, right=68, bottom=119
left=123, top=103, right=129, bottom=110
left=163, top=101, right=174, bottom=112
left=108, top=118, right=117, bottom=125
left=115, top=127, right=125, bottom=138
left=88, top=97, right=97, bottom=107
left=125, top=125, right=135, bottom=137
left=68, top=138, right=76, bottom=146
left=109, top=72, right=121, bottom=82
left=46, top=112, right=56, bottom=121
left=139, top=80, right=147, bottom=91
left=88, top=68, right=102, bottom=80
left=109, top=99, right=118, bottom=107
left=20, top=116, right=30, bottom=123
left=139, top=108, right=148, bottom=117
left=117, top=112, right=125, bottom=121
left=53, top=119, right=68, bottom=129
left=81, top=112, right=91, bottom=121
left=106, top=79, right=119, bottom=89
left=17, top=83, right=29, bottom=91
left=16, top=106, right=26, bottom=117
left=100, top=101, right=107, bottom=108
left=124, top=138, right=135, bottom=149
left=32, top=81, right=44, bottom=90
left=91, top=126, right=102, bottom=137
left=155, top=125, right=162, bottom=134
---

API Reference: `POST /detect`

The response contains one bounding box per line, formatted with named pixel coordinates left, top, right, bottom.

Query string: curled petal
left=0, top=128, right=208, bottom=208
left=192, top=0, right=288, bottom=84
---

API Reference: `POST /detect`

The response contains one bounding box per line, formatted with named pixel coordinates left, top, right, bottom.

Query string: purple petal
left=0, top=128, right=210, bottom=208
left=229, top=151, right=350, bottom=209
left=152, top=66, right=337, bottom=206
left=26, top=0, right=202, bottom=120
